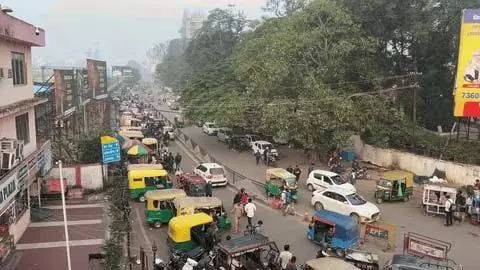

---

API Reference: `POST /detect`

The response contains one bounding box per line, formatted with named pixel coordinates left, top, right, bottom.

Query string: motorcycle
left=263, top=152, right=277, bottom=166
left=168, top=250, right=187, bottom=269
left=352, top=167, right=367, bottom=180
left=153, top=258, right=167, bottom=270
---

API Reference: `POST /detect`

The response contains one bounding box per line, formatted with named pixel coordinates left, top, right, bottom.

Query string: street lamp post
left=152, top=242, right=157, bottom=269
left=124, top=204, right=132, bottom=270
left=57, top=160, right=72, bottom=270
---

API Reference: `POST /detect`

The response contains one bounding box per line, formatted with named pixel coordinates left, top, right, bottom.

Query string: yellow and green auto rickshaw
left=142, top=138, right=159, bottom=154
left=374, top=170, right=414, bottom=203
left=265, top=168, right=298, bottom=203
left=144, top=189, right=187, bottom=228
left=167, top=213, right=214, bottom=254
left=173, top=197, right=231, bottom=230
left=128, top=164, right=172, bottom=202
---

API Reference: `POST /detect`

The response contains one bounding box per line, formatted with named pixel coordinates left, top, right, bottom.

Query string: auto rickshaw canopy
left=168, top=213, right=213, bottom=242
left=128, top=164, right=164, bottom=171
left=173, top=197, right=223, bottom=215
left=314, top=210, right=358, bottom=240
left=128, top=168, right=168, bottom=189
left=146, top=189, right=186, bottom=210
left=119, top=130, right=144, bottom=139
left=305, top=257, right=360, bottom=270
left=266, top=168, right=296, bottom=182
left=382, top=170, right=414, bottom=187
left=216, top=234, right=276, bottom=257
left=142, top=138, right=158, bottom=146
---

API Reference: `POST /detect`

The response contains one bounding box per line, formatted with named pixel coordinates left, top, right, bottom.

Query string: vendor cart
left=422, top=184, right=457, bottom=216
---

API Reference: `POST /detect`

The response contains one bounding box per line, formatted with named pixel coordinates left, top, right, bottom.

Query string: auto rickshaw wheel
left=153, top=222, right=162, bottom=228
left=376, top=197, right=383, bottom=204
left=403, top=196, right=410, bottom=202
left=138, top=195, right=146, bottom=203
left=314, top=202, right=324, bottom=211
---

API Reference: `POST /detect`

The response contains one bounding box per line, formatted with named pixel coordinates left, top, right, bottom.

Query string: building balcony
left=0, top=11, right=45, bottom=46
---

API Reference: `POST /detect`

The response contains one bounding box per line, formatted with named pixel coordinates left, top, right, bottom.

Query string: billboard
left=454, top=9, right=480, bottom=117
left=53, top=69, right=75, bottom=116
left=87, top=59, right=108, bottom=99
left=112, top=65, right=134, bottom=78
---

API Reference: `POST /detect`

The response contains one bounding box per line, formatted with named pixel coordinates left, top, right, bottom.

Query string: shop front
left=0, top=141, right=52, bottom=251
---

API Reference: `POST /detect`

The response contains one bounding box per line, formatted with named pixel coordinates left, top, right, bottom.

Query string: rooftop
left=0, top=10, right=45, bottom=46
left=0, top=97, right=48, bottom=119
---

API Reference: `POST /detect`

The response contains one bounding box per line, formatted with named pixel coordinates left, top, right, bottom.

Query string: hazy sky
left=5, top=0, right=264, bottom=66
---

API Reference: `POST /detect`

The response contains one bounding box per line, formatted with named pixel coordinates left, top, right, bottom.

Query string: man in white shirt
left=244, top=198, right=256, bottom=227
left=279, top=244, right=293, bottom=270
left=444, top=194, right=453, bottom=226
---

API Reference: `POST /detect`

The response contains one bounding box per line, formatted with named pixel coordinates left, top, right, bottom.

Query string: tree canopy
left=154, top=0, right=480, bottom=158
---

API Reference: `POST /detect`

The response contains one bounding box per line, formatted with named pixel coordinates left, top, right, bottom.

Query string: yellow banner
left=454, top=9, right=480, bottom=117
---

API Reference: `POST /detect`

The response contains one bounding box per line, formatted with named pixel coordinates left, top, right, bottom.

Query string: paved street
left=129, top=141, right=320, bottom=267
left=157, top=105, right=479, bottom=269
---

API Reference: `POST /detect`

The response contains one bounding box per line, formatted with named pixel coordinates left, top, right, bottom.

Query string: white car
left=251, top=140, right=278, bottom=156
left=163, top=126, right=175, bottom=140
left=244, top=134, right=261, bottom=147
left=202, top=122, right=219, bottom=135
left=193, top=163, right=228, bottom=186
left=306, top=170, right=356, bottom=193
left=310, top=187, right=380, bottom=224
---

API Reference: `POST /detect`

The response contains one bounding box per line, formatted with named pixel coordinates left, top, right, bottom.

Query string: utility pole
left=123, top=202, right=132, bottom=270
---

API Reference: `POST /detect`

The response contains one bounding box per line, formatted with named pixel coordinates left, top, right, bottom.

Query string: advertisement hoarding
left=53, top=69, right=75, bottom=116
left=87, top=59, right=108, bottom=99
left=112, top=65, right=133, bottom=77
left=453, top=9, right=480, bottom=117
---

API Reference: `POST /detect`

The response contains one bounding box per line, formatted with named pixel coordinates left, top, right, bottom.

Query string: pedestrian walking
left=279, top=244, right=293, bottom=270
left=293, top=165, right=301, bottom=182
left=445, top=194, right=454, bottom=226
left=233, top=189, right=243, bottom=205
left=174, top=153, right=182, bottom=171
left=244, top=198, right=256, bottom=227
left=231, top=202, right=243, bottom=234
left=263, top=148, right=269, bottom=166
left=286, top=165, right=293, bottom=174
left=308, top=162, right=315, bottom=175
left=286, top=256, right=298, bottom=270
left=255, top=151, right=261, bottom=165
left=205, top=181, right=213, bottom=197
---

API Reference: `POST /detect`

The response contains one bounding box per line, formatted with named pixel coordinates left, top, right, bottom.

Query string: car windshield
left=251, top=135, right=261, bottom=141
left=331, top=175, right=347, bottom=185
left=346, top=193, right=367, bottom=205
left=207, top=124, right=216, bottom=128
left=210, top=168, right=224, bottom=175
left=262, top=143, right=273, bottom=148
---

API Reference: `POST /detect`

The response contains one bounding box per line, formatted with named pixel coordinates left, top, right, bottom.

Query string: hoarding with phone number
left=454, top=9, right=480, bottom=117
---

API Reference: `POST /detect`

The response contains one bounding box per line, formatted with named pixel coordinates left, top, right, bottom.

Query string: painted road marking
left=43, top=204, right=104, bottom=210
left=17, top=239, right=104, bottom=250
left=135, top=206, right=151, bottom=246
left=30, top=219, right=102, bottom=227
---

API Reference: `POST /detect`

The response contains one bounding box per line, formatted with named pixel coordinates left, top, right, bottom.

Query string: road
left=157, top=105, right=478, bottom=269
left=129, top=141, right=319, bottom=268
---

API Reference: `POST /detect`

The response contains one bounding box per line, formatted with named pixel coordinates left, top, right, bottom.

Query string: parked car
left=310, top=187, right=380, bottom=224
left=202, top=122, right=219, bottom=135
left=193, top=163, right=228, bottom=187
left=217, top=128, right=233, bottom=143
left=251, top=140, right=278, bottom=157
left=306, top=170, right=356, bottom=193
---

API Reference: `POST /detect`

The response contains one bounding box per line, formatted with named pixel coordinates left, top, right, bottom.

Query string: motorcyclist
left=182, top=258, right=198, bottom=270
left=153, top=258, right=166, bottom=270
left=352, top=158, right=361, bottom=171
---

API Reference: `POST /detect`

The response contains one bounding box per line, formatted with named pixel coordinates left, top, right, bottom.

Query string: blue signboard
left=101, top=136, right=121, bottom=164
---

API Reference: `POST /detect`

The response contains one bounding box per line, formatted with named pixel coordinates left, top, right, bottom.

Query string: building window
left=15, top=113, right=30, bottom=144
left=11, top=52, right=26, bottom=85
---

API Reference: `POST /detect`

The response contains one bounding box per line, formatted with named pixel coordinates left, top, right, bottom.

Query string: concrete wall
left=353, top=136, right=480, bottom=186
left=0, top=41, right=34, bottom=107
left=49, top=163, right=104, bottom=190
left=0, top=107, right=38, bottom=157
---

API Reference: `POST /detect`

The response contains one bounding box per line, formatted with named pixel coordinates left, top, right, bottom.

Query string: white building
left=0, top=9, right=52, bottom=249
left=181, top=9, right=206, bottom=41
